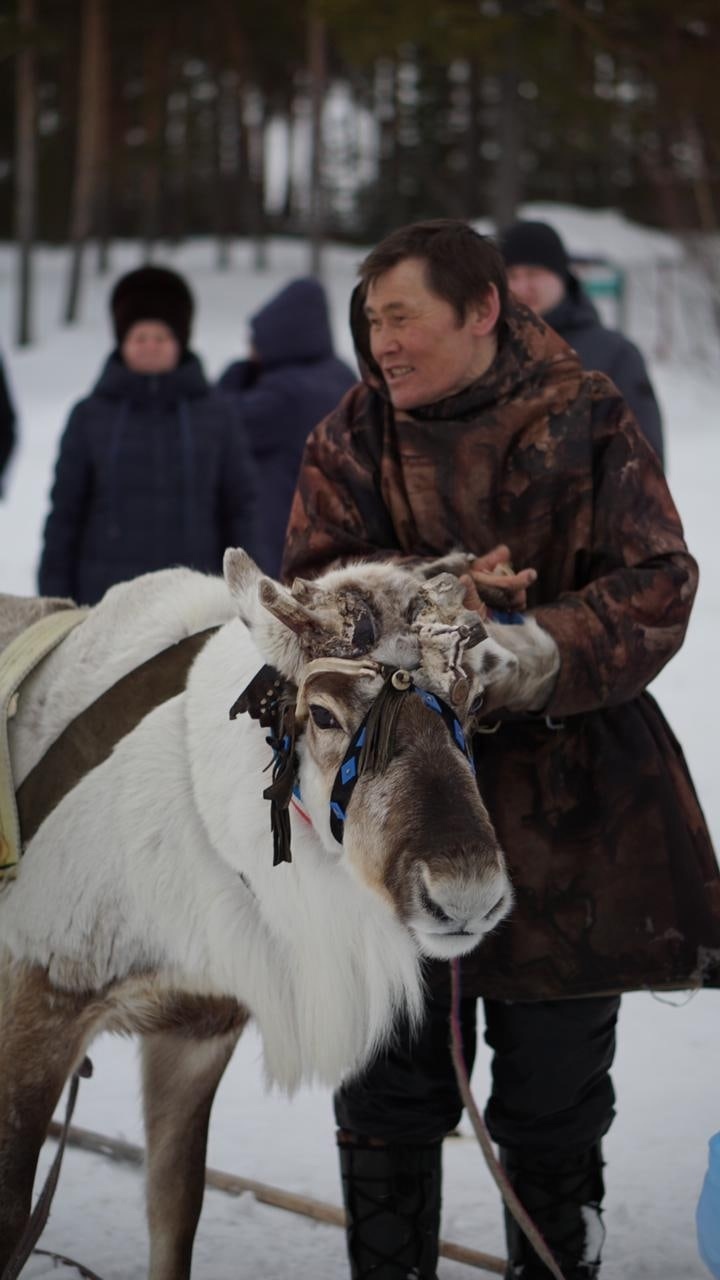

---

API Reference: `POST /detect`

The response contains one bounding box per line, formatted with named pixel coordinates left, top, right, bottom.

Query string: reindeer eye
left=470, top=693, right=485, bottom=716
left=309, top=704, right=341, bottom=730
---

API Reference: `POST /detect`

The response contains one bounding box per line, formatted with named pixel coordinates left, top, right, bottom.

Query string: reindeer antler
left=408, top=575, right=489, bottom=706
left=260, top=580, right=378, bottom=660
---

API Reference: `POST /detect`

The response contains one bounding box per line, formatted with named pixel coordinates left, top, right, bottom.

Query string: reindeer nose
left=420, top=881, right=508, bottom=929
left=417, top=857, right=512, bottom=933
left=418, top=883, right=454, bottom=924
left=481, top=890, right=508, bottom=920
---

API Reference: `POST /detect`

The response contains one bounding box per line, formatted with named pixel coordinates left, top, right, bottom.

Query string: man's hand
left=460, top=544, right=537, bottom=617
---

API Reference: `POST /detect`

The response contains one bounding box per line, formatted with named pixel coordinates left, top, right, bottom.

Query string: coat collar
left=93, top=351, right=210, bottom=403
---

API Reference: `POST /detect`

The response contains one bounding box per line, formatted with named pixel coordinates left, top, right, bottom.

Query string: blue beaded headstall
left=231, top=662, right=473, bottom=864
left=328, top=666, right=473, bottom=844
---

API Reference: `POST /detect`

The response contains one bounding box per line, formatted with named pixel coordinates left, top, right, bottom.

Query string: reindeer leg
left=0, top=956, right=95, bottom=1270
left=142, top=1014, right=246, bottom=1280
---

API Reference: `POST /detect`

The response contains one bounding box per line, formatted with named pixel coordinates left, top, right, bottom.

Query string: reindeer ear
left=223, top=547, right=263, bottom=600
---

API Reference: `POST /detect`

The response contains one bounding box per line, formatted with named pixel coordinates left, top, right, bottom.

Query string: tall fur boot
left=337, top=1131, right=442, bottom=1278
left=501, top=1144, right=606, bottom=1280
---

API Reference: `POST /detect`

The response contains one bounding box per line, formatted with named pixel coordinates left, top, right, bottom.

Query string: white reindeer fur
left=1, top=564, right=425, bottom=1091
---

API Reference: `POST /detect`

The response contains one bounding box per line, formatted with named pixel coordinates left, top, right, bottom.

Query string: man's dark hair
left=358, top=218, right=508, bottom=324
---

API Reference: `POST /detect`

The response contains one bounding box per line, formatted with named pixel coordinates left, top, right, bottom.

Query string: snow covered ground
left=1, top=214, right=718, bottom=1279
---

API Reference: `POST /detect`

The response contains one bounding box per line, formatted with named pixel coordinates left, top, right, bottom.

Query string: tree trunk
left=94, top=0, right=112, bottom=274
left=141, top=25, right=167, bottom=259
left=165, top=86, right=190, bottom=247
left=493, top=65, right=521, bottom=230
left=465, top=62, right=482, bottom=219
left=64, top=0, right=105, bottom=324
left=306, top=12, right=326, bottom=279
left=214, top=72, right=234, bottom=271
left=247, top=93, right=268, bottom=271
left=14, top=0, right=37, bottom=347
left=280, top=99, right=297, bottom=227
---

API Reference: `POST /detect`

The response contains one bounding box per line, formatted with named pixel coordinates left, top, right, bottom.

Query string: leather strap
left=16, top=627, right=219, bottom=850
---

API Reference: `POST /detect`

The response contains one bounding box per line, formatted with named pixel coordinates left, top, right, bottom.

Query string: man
left=499, top=219, right=664, bottom=466
left=282, top=220, right=720, bottom=1279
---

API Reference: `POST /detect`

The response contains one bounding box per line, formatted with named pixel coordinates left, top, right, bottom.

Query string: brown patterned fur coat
left=283, top=300, right=720, bottom=1000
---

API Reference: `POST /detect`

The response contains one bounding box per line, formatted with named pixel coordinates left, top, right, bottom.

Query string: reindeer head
left=223, top=549, right=514, bottom=959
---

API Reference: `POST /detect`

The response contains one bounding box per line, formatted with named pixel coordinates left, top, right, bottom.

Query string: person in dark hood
left=283, top=219, right=719, bottom=1280
left=500, top=219, right=664, bottom=466
left=217, top=277, right=356, bottom=579
left=0, top=351, right=17, bottom=496
left=38, top=265, right=258, bottom=605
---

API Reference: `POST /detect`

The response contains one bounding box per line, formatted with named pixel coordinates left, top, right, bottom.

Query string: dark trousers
left=335, top=991, right=621, bottom=1153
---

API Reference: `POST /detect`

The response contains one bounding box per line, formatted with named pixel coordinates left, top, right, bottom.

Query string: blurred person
left=217, top=276, right=356, bottom=579
left=283, top=219, right=720, bottom=1280
left=0, top=349, right=17, bottom=496
left=698, top=1131, right=720, bottom=1278
left=38, top=265, right=258, bottom=605
left=500, top=219, right=664, bottom=465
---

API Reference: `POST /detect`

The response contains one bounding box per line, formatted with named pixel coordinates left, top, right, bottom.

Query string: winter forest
left=3, top=0, right=720, bottom=342
left=1, top=4, right=720, bottom=1280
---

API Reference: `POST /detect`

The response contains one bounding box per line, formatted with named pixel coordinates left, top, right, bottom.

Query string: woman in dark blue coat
left=38, top=266, right=258, bottom=605
left=218, top=276, right=356, bottom=579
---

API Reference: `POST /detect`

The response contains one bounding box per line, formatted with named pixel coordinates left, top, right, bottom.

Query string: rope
left=448, top=958, right=568, bottom=1280
left=31, top=1250, right=104, bottom=1280
left=0, top=1060, right=105, bottom=1280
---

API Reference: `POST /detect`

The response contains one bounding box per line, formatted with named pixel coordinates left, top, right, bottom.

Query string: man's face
left=364, top=258, right=497, bottom=410
left=121, top=321, right=181, bottom=374
left=506, top=265, right=566, bottom=317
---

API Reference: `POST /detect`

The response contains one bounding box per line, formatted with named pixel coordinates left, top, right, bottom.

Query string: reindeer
left=0, top=549, right=518, bottom=1279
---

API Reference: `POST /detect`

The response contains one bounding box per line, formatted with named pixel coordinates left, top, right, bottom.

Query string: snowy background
left=0, top=205, right=718, bottom=1279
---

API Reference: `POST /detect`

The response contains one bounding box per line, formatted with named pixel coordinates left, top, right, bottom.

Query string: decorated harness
left=231, top=661, right=473, bottom=865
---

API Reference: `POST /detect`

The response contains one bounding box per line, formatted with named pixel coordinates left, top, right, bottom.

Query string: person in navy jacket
left=38, top=265, right=258, bottom=605
left=500, top=220, right=665, bottom=466
left=218, top=276, right=356, bottom=579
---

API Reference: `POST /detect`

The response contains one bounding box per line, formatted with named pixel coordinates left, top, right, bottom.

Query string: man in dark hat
left=38, top=264, right=258, bottom=604
left=500, top=219, right=664, bottom=464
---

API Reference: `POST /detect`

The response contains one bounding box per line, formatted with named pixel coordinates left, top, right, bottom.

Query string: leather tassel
left=358, top=672, right=411, bottom=778
left=262, top=702, right=297, bottom=865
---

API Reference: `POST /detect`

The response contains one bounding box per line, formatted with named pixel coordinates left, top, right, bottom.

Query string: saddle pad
left=0, top=609, right=87, bottom=877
